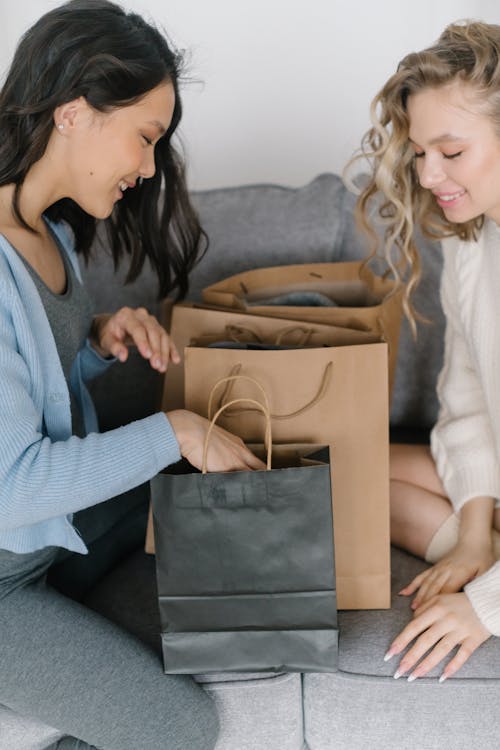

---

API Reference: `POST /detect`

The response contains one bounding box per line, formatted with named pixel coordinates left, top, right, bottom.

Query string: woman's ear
left=53, top=97, right=88, bottom=133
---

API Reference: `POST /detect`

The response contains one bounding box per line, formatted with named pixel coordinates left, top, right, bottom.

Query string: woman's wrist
left=89, top=314, right=111, bottom=358
left=165, top=409, right=198, bottom=457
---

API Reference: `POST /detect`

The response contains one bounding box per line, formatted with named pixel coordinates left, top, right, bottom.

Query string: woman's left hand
left=399, top=539, right=495, bottom=610
left=385, top=592, right=491, bottom=682
left=90, top=307, right=180, bottom=372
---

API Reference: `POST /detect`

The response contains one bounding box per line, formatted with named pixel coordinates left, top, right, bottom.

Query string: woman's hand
left=166, top=409, right=266, bottom=473
left=385, top=592, right=491, bottom=682
left=399, top=540, right=496, bottom=610
left=90, top=307, right=180, bottom=372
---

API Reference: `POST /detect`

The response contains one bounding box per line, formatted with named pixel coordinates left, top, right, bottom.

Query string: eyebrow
left=408, top=134, right=468, bottom=146
left=148, top=120, right=167, bottom=135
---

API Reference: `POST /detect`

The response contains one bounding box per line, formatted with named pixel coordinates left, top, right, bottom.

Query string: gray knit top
left=14, top=234, right=94, bottom=437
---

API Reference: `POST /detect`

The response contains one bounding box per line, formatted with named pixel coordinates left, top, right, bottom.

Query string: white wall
left=1, top=1, right=500, bottom=189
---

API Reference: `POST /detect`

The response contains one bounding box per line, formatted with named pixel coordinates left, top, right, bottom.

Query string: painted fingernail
left=407, top=673, right=418, bottom=683
left=153, top=357, right=161, bottom=368
left=393, top=669, right=404, bottom=680
left=439, top=674, right=447, bottom=684
left=383, top=650, right=395, bottom=662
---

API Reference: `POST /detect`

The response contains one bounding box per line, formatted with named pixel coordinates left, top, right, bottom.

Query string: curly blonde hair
left=348, top=20, right=500, bottom=331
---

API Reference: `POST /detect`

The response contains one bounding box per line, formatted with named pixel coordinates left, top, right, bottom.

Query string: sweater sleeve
left=78, top=338, right=116, bottom=382
left=430, top=238, right=500, bottom=512
left=464, top=562, right=500, bottom=636
left=0, top=286, right=181, bottom=530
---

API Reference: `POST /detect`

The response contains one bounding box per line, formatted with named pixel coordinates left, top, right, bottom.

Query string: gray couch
left=3, top=173, right=500, bottom=749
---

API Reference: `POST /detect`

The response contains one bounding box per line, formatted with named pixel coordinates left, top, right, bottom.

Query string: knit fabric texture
left=0, top=219, right=180, bottom=554
left=431, top=219, right=500, bottom=634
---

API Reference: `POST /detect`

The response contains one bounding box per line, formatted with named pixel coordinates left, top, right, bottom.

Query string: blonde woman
left=354, top=21, right=500, bottom=683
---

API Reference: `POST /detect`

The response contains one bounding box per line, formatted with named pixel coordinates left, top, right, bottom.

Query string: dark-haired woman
left=0, top=2, right=263, bottom=748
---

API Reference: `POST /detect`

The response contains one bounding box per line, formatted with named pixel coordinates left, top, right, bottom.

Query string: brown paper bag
left=146, top=305, right=380, bottom=556
left=161, top=302, right=381, bottom=412
left=182, top=344, right=391, bottom=610
left=201, top=262, right=403, bottom=397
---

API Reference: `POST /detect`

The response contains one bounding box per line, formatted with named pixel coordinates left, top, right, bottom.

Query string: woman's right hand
left=166, top=409, right=266, bottom=473
left=399, top=539, right=496, bottom=610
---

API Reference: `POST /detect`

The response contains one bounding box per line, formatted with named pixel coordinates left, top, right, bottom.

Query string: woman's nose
left=139, top=148, right=156, bottom=180
left=417, top=155, right=446, bottom=190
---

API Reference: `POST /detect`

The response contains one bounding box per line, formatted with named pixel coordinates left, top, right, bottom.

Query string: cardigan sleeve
left=430, top=238, right=500, bottom=512
left=0, top=284, right=181, bottom=531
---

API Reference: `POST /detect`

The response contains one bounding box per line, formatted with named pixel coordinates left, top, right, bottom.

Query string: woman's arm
left=430, top=237, right=500, bottom=512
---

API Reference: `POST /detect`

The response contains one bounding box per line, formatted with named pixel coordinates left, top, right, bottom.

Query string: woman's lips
left=433, top=189, right=466, bottom=208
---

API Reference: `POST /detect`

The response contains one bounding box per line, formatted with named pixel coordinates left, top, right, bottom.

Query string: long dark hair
left=0, top=0, right=207, bottom=299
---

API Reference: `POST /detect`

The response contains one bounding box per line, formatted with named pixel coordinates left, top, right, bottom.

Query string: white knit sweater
left=430, top=218, right=500, bottom=635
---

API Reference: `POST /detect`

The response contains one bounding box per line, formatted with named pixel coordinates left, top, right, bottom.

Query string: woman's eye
left=142, top=135, right=153, bottom=146
left=413, top=152, right=424, bottom=159
left=444, top=151, right=462, bottom=160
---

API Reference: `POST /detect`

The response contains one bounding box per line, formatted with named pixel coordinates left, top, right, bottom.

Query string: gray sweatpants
left=0, top=499, right=219, bottom=750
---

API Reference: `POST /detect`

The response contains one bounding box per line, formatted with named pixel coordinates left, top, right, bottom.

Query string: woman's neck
left=0, top=147, right=66, bottom=231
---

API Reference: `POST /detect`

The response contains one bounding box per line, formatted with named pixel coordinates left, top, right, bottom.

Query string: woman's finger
left=412, top=569, right=450, bottom=609
left=242, top=448, right=267, bottom=471
left=439, top=639, right=478, bottom=682
left=399, top=569, right=429, bottom=596
left=102, top=308, right=150, bottom=358
left=386, top=602, right=442, bottom=659
left=169, top=337, right=181, bottom=364
left=406, top=632, right=459, bottom=680
left=394, top=618, right=451, bottom=677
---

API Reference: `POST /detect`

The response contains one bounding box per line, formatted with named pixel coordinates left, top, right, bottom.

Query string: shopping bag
left=201, top=262, right=403, bottom=397
left=150, top=391, right=337, bottom=674
left=160, top=302, right=381, bottom=412
left=183, top=344, right=390, bottom=610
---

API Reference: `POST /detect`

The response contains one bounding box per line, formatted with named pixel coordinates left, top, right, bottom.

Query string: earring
left=57, top=123, right=64, bottom=131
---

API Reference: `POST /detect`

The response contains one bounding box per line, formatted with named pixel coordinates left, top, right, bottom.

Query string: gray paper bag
left=150, top=442, right=337, bottom=674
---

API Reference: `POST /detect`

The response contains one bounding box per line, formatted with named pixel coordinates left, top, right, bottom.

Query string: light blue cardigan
left=0, top=219, right=180, bottom=554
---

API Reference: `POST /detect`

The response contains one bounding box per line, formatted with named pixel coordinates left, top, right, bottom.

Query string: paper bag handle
left=202, top=397, right=272, bottom=474
left=225, top=324, right=263, bottom=343
left=207, top=374, right=271, bottom=421
left=274, top=325, right=314, bottom=346
left=216, top=362, right=333, bottom=420
left=375, top=316, right=391, bottom=357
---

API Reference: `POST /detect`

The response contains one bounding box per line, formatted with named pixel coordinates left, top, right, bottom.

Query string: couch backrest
left=82, top=173, right=444, bottom=429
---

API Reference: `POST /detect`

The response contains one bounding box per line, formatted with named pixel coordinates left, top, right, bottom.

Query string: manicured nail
left=393, top=669, right=403, bottom=680
left=153, top=357, right=161, bottom=368
left=439, top=674, right=447, bottom=684
left=384, top=650, right=394, bottom=662
left=407, top=673, right=418, bottom=683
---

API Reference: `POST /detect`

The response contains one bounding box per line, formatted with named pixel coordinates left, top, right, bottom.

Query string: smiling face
left=407, top=80, right=500, bottom=225
left=57, top=81, right=175, bottom=219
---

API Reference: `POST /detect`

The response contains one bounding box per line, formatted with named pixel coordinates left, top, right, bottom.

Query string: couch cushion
left=340, top=546, right=500, bottom=679
left=0, top=704, right=63, bottom=750
left=303, top=546, right=500, bottom=750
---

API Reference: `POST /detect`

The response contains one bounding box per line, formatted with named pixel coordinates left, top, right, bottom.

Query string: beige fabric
left=425, top=513, right=500, bottom=564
